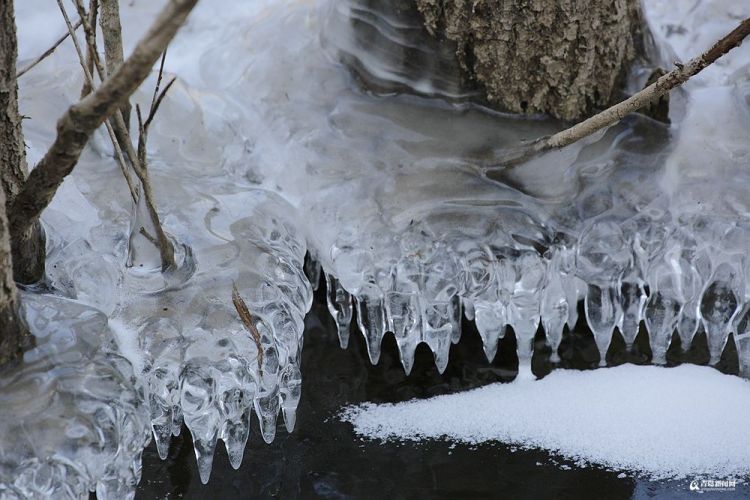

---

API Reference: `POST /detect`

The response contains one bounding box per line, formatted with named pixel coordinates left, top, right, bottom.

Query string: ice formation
left=2, top=0, right=750, bottom=497
left=341, top=364, right=750, bottom=479
left=0, top=293, right=150, bottom=498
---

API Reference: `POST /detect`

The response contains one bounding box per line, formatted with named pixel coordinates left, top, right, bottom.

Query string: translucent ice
left=5, top=0, right=750, bottom=496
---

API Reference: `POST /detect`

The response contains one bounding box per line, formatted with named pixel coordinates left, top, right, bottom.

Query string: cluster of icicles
left=319, top=214, right=750, bottom=380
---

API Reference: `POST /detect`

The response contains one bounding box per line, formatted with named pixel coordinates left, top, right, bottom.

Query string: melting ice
left=2, top=0, right=750, bottom=497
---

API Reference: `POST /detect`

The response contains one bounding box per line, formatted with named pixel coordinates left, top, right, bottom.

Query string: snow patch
left=341, top=364, right=750, bottom=480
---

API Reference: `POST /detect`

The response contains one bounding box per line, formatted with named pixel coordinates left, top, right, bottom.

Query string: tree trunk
left=0, top=0, right=45, bottom=285
left=414, top=0, right=648, bottom=120
left=0, top=178, right=26, bottom=368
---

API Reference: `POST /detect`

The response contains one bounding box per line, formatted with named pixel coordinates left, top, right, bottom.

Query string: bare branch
left=16, top=20, right=83, bottom=79
left=56, top=0, right=138, bottom=202
left=9, top=0, right=198, bottom=252
left=99, top=0, right=131, bottom=129
left=145, top=76, right=176, bottom=131
left=494, top=17, right=750, bottom=168
left=80, top=0, right=98, bottom=97
left=70, top=0, right=176, bottom=270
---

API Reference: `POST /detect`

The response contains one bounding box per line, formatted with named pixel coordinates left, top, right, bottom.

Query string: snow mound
left=342, top=364, right=750, bottom=480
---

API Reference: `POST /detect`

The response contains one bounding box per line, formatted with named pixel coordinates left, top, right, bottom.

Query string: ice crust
left=2, top=0, right=750, bottom=497
left=341, top=364, right=750, bottom=479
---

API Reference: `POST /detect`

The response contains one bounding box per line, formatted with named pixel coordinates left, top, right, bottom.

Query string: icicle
left=736, top=334, right=750, bottom=379
left=644, top=292, right=679, bottom=364
left=585, top=284, right=622, bottom=367
left=422, top=300, right=453, bottom=374
left=191, top=431, right=218, bottom=485
left=474, top=301, right=505, bottom=362
left=619, top=276, right=646, bottom=349
left=541, top=274, right=567, bottom=363
left=449, top=295, right=462, bottom=345
left=513, top=317, right=538, bottom=380
left=462, top=298, right=475, bottom=321
left=171, top=409, right=183, bottom=437
left=254, top=390, right=280, bottom=444
left=700, top=263, right=741, bottom=365
left=563, top=275, right=582, bottom=330
left=733, top=304, right=750, bottom=378
left=304, top=256, right=322, bottom=291
left=355, top=293, right=387, bottom=365
left=148, top=388, right=175, bottom=460
left=677, top=300, right=700, bottom=351
left=152, top=421, right=173, bottom=460
left=279, top=363, right=302, bottom=433
left=325, top=274, right=353, bottom=348
left=221, top=409, right=251, bottom=470
left=385, top=290, right=421, bottom=374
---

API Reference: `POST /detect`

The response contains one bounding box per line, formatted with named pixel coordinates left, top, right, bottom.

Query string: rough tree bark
left=0, top=187, right=25, bottom=368
left=414, top=0, right=648, bottom=121
left=0, top=0, right=45, bottom=285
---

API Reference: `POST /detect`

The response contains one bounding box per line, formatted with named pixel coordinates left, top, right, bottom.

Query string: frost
left=2, top=0, right=750, bottom=497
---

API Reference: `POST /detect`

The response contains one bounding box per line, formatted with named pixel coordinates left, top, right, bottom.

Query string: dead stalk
left=232, top=284, right=265, bottom=376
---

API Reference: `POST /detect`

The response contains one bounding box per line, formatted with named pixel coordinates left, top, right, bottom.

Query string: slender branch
left=80, top=0, right=98, bottom=97
left=99, top=0, right=131, bottom=130
left=9, top=0, right=198, bottom=253
left=16, top=20, right=83, bottom=78
left=56, top=0, right=138, bottom=202
left=497, top=17, right=750, bottom=167
left=72, top=0, right=176, bottom=270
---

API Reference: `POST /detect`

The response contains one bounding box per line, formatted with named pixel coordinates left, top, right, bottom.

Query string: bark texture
left=0, top=178, right=25, bottom=368
left=99, top=0, right=132, bottom=131
left=0, top=0, right=45, bottom=285
left=414, top=0, right=647, bottom=120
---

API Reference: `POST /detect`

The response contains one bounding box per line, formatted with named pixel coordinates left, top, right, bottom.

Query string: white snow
left=342, top=364, right=750, bottom=480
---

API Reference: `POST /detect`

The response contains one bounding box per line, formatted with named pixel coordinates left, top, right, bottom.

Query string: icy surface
left=341, top=364, right=750, bottom=480
left=0, top=294, right=150, bottom=499
left=2, top=0, right=750, bottom=496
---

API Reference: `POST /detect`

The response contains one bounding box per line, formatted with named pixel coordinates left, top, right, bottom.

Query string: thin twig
left=71, top=0, right=176, bottom=270
left=80, top=0, right=98, bottom=97
left=145, top=76, right=176, bottom=131
left=495, top=17, right=750, bottom=169
left=55, top=0, right=138, bottom=202
left=9, top=0, right=198, bottom=254
left=16, top=20, right=83, bottom=78
left=232, top=284, right=265, bottom=376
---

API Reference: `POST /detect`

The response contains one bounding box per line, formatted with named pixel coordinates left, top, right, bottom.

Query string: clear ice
left=2, top=0, right=750, bottom=497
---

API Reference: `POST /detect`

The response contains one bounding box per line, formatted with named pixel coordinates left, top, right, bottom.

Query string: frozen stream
left=2, top=0, right=750, bottom=498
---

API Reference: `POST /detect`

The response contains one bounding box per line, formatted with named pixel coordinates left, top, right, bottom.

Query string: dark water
left=136, top=280, right=748, bottom=499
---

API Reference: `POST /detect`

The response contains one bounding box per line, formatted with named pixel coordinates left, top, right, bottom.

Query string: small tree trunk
left=414, top=0, right=648, bottom=120
left=0, top=0, right=45, bottom=285
left=99, top=0, right=132, bottom=131
left=0, top=182, right=26, bottom=368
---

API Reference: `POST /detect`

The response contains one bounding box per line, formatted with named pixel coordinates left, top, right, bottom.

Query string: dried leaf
left=232, top=284, right=264, bottom=376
